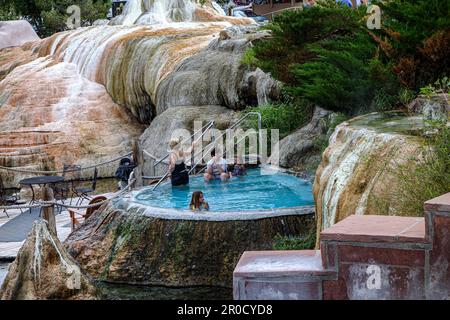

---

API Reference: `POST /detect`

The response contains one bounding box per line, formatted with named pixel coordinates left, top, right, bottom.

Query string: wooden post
left=42, top=187, right=57, bottom=235
left=132, top=139, right=144, bottom=188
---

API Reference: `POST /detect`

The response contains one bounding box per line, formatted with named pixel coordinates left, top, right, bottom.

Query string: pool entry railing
left=150, top=120, right=217, bottom=191
left=151, top=112, right=262, bottom=191
left=188, top=112, right=262, bottom=175
left=153, top=120, right=216, bottom=168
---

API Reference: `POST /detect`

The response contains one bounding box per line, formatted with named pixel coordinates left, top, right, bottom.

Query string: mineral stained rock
left=65, top=202, right=315, bottom=287
left=0, top=57, right=144, bottom=188
left=0, top=3, right=278, bottom=188
left=0, top=220, right=97, bottom=300
left=313, top=112, right=429, bottom=244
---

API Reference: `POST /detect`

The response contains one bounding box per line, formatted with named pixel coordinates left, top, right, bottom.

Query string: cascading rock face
left=313, top=112, right=428, bottom=243
left=0, top=0, right=280, bottom=187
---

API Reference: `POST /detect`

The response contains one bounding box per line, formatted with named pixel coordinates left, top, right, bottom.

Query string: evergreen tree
left=371, top=0, right=450, bottom=89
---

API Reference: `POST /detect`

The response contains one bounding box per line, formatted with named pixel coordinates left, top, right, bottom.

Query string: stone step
left=320, top=215, right=427, bottom=245
left=233, top=193, right=450, bottom=300
left=233, top=250, right=336, bottom=300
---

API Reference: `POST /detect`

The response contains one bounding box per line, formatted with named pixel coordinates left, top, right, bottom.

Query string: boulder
left=155, top=26, right=280, bottom=114
left=313, top=111, right=428, bottom=245
left=139, top=105, right=239, bottom=176
left=408, top=93, right=449, bottom=121
left=270, top=107, right=332, bottom=173
left=65, top=201, right=315, bottom=287
left=0, top=20, right=39, bottom=50
left=0, top=220, right=98, bottom=300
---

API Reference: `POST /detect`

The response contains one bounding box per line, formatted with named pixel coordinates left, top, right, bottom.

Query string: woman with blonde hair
left=167, top=137, right=196, bottom=187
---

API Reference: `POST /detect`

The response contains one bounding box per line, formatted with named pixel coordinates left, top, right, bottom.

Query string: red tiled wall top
left=424, top=193, right=450, bottom=213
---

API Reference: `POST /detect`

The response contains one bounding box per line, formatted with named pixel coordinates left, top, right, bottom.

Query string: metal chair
left=74, top=167, right=98, bottom=206
left=59, top=164, right=82, bottom=205
left=0, top=175, right=25, bottom=217
left=69, top=195, right=106, bottom=231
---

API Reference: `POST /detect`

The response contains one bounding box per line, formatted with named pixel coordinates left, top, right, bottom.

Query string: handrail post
left=132, top=139, right=144, bottom=188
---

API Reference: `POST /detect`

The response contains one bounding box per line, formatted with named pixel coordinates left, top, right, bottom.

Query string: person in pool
left=168, top=137, right=198, bottom=187
left=204, top=148, right=230, bottom=182
left=230, top=155, right=246, bottom=178
left=190, top=191, right=210, bottom=211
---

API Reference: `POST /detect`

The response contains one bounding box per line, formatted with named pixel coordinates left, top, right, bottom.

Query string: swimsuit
left=171, top=152, right=189, bottom=187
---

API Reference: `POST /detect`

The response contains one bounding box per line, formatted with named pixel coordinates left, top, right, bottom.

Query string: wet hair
left=169, top=137, right=180, bottom=150
left=190, top=191, right=204, bottom=210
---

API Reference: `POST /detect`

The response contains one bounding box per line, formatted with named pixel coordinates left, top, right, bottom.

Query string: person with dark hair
left=115, top=157, right=136, bottom=190
left=189, top=191, right=210, bottom=211
left=230, top=155, right=246, bottom=178
left=204, top=148, right=230, bottom=182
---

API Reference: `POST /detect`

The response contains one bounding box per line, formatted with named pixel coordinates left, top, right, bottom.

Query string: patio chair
left=74, top=167, right=98, bottom=206
left=69, top=195, right=106, bottom=231
left=60, top=164, right=82, bottom=205
left=0, top=175, right=25, bottom=218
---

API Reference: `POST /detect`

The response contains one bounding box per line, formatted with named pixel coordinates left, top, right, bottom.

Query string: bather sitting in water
left=230, top=156, right=246, bottom=178
left=204, top=148, right=230, bottom=182
left=190, top=191, right=210, bottom=211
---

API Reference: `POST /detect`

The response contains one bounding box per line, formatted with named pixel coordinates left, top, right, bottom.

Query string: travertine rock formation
left=65, top=202, right=315, bottom=287
left=0, top=1, right=279, bottom=188
left=0, top=220, right=97, bottom=300
left=313, top=112, right=428, bottom=243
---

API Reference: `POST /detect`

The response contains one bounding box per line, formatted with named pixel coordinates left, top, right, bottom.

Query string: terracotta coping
left=424, top=192, right=450, bottom=213
left=320, top=215, right=427, bottom=244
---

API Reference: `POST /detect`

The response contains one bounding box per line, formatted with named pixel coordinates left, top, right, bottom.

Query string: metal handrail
left=195, top=132, right=254, bottom=175
left=151, top=112, right=261, bottom=191
left=153, top=121, right=215, bottom=167
left=151, top=120, right=216, bottom=191
left=188, top=112, right=262, bottom=175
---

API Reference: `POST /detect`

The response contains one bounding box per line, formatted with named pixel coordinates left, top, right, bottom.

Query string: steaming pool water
left=133, top=168, right=314, bottom=211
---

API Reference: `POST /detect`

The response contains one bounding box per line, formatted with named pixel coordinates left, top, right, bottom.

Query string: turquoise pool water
left=133, top=168, right=314, bottom=212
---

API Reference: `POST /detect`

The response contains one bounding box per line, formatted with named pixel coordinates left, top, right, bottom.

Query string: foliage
left=388, top=120, right=450, bottom=216
left=0, top=1, right=18, bottom=20
left=419, top=76, right=450, bottom=98
left=371, top=0, right=450, bottom=90
left=0, top=0, right=111, bottom=37
left=243, top=96, right=313, bottom=139
left=247, top=0, right=400, bottom=114
left=273, top=230, right=316, bottom=250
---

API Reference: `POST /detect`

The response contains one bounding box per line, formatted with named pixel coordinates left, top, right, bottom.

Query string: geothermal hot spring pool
left=133, top=168, right=315, bottom=211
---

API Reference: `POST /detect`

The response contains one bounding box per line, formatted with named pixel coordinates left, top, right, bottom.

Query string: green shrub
left=389, top=120, right=450, bottom=216
left=241, top=47, right=258, bottom=67
left=243, top=98, right=313, bottom=139
left=1, top=0, right=111, bottom=37
left=273, top=231, right=316, bottom=250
